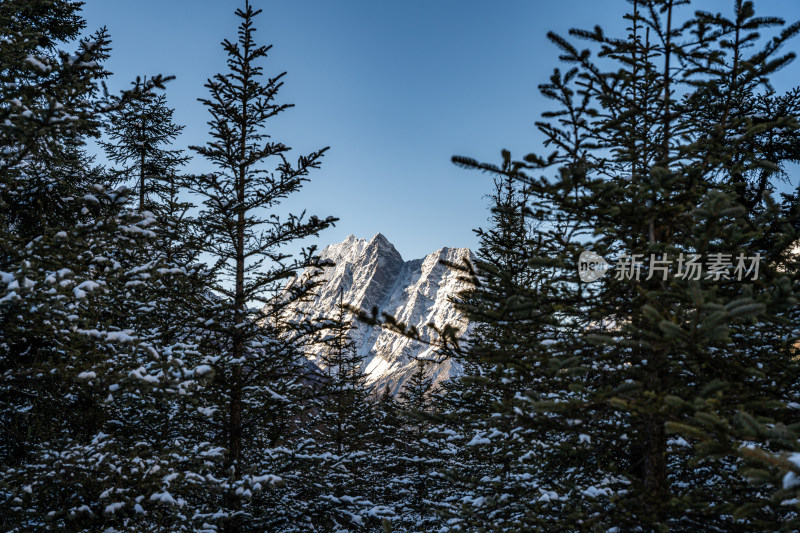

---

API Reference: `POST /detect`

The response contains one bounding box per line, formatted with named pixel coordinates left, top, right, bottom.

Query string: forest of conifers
left=2, top=0, right=800, bottom=531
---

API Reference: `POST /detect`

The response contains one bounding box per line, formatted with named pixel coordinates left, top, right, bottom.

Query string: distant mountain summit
left=287, top=233, right=472, bottom=394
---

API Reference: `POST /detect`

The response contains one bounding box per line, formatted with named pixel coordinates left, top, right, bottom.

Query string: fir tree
left=94, top=78, right=221, bottom=532
left=292, top=292, right=391, bottom=530
left=451, top=0, right=800, bottom=530
left=392, top=358, right=444, bottom=532
left=101, top=76, right=188, bottom=212
left=183, top=2, right=336, bottom=530
left=0, top=0, right=110, bottom=238
left=1, top=2, right=225, bottom=530
left=0, top=2, right=132, bottom=528
left=434, top=171, right=574, bottom=531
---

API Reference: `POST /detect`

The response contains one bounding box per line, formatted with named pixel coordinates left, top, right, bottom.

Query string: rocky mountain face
left=287, top=234, right=472, bottom=395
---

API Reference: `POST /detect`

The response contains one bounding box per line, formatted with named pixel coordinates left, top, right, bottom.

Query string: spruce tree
left=289, top=293, right=391, bottom=530
left=433, top=171, right=575, bottom=531
left=94, top=79, right=221, bottom=532
left=101, top=76, right=188, bottom=212
left=0, top=0, right=110, bottom=237
left=2, top=2, right=222, bottom=530
left=451, top=0, right=800, bottom=530
left=183, top=2, right=335, bottom=530
left=0, top=2, right=129, bottom=528
left=392, top=358, right=445, bottom=532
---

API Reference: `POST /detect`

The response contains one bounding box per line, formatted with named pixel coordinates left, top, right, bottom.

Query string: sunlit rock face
left=286, top=233, right=472, bottom=394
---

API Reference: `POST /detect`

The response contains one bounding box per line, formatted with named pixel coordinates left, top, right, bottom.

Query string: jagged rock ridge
left=287, top=234, right=472, bottom=394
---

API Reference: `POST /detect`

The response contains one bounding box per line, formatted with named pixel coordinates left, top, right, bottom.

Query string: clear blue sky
left=80, top=0, right=800, bottom=261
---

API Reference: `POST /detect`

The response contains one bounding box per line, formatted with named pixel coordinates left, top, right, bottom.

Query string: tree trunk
left=139, top=118, right=146, bottom=212
left=224, top=59, right=248, bottom=533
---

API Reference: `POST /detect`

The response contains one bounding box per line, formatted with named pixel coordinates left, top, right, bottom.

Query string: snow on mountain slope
left=287, top=233, right=472, bottom=394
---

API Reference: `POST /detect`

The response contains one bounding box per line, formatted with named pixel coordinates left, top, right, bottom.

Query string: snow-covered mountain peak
left=366, top=232, right=394, bottom=248
left=287, top=234, right=473, bottom=394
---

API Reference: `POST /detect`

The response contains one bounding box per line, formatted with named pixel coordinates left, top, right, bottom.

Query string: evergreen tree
left=1, top=2, right=220, bottom=530
left=101, top=76, right=189, bottom=212
left=94, top=80, right=221, bottom=532
left=392, top=358, right=445, bottom=532
left=0, top=0, right=110, bottom=238
left=451, top=0, right=800, bottom=530
left=0, top=2, right=131, bottom=528
left=182, top=2, right=336, bottom=530
left=289, top=293, right=391, bottom=531
left=433, top=171, right=575, bottom=531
